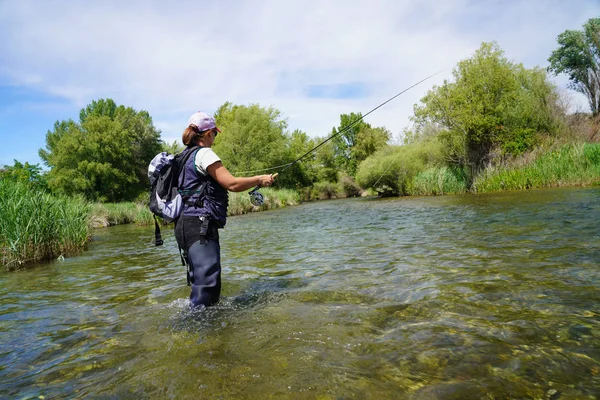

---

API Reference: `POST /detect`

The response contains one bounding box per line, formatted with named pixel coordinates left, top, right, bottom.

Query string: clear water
left=1, top=187, right=599, bottom=399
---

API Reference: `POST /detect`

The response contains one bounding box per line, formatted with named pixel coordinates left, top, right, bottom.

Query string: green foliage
left=0, top=179, right=91, bottom=270
left=39, top=99, right=163, bottom=202
left=355, top=139, right=445, bottom=196
left=331, top=112, right=369, bottom=174
left=314, top=139, right=339, bottom=183
left=213, top=102, right=291, bottom=185
left=162, top=140, right=184, bottom=155
left=352, top=126, right=391, bottom=167
left=501, top=128, right=538, bottom=156
left=411, top=166, right=468, bottom=196
left=473, top=143, right=600, bottom=192
left=330, top=113, right=390, bottom=176
left=284, top=129, right=318, bottom=188
left=548, top=17, right=600, bottom=115
left=584, top=142, right=600, bottom=165
left=340, top=175, right=363, bottom=197
left=0, top=160, right=48, bottom=191
left=311, top=181, right=343, bottom=200
left=413, top=42, right=559, bottom=176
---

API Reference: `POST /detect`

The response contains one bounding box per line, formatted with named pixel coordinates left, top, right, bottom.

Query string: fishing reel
left=249, top=187, right=264, bottom=206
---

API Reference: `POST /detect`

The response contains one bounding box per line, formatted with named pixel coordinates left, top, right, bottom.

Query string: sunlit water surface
left=1, top=187, right=599, bottom=399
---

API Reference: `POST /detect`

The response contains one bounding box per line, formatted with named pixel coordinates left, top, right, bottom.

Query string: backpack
left=148, top=146, right=201, bottom=246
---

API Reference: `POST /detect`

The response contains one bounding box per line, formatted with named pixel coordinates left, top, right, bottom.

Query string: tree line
left=2, top=17, right=599, bottom=200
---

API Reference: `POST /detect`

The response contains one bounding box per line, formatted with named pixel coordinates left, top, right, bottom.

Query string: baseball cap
left=187, top=111, right=221, bottom=132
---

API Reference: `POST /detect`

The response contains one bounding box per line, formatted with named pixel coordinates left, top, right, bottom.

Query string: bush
left=356, top=139, right=445, bottom=196
left=340, top=175, right=363, bottom=197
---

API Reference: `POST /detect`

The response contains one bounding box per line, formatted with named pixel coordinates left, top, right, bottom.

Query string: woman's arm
left=207, top=162, right=275, bottom=192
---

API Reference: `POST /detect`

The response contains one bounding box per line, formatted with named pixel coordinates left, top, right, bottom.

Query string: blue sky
left=0, top=0, right=598, bottom=168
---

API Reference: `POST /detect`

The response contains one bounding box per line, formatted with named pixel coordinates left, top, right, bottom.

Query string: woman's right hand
left=257, top=173, right=277, bottom=187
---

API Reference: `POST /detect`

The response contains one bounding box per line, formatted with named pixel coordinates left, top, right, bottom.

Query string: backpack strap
left=179, top=146, right=208, bottom=207
left=154, top=215, right=164, bottom=246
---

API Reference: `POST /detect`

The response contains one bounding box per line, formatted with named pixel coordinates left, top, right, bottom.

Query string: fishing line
left=248, top=69, right=445, bottom=206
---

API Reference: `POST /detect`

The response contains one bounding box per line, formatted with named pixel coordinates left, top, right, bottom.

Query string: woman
left=175, top=111, right=275, bottom=308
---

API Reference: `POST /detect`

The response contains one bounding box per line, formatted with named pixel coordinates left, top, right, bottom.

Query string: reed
left=0, top=179, right=92, bottom=270
left=91, top=202, right=152, bottom=227
left=410, top=166, right=468, bottom=196
left=473, top=143, right=600, bottom=192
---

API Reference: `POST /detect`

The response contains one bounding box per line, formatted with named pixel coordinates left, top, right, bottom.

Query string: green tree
left=331, top=112, right=370, bottom=175
left=213, top=102, right=292, bottom=186
left=162, top=140, right=184, bottom=155
left=548, top=17, right=600, bottom=115
left=313, top=137, right=338, bottom=183
left=412, top=42, right=558, bottom=179
left=351, top=126, right=391, bottom=165
left=39, top=99, right=162, bottom=202
left=0, top=160, right=48, bottom=191
left=285, top=129, right=318, bottom=188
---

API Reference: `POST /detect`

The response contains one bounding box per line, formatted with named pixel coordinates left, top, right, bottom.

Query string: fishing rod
left=248, top=70, right=444, bottom=206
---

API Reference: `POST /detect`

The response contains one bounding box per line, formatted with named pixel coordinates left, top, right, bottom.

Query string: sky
left=0, top=0, right=598, bottom=168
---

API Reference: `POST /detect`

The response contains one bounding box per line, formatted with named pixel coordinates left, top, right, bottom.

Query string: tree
left=412, top=42, right=559, bottom=179
left=331, top=112, right=370, bottom=175
left=313, top=136, right=338, bottom=183
left=285, top=129, right=318, bottom=188
left=39, top=99, right=162, bottom=202
left=548, top=17, right=600, bottom=115
left=351, top=126, right=391, bottom=165
left=162, top=140, right=183, bottom=155
left=0, top=160, right=48, bottom=191
left=212, top=102, right=293, bottom=186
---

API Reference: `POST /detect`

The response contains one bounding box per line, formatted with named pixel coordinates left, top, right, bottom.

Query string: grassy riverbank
left=473, top=142, right=600, bottom=192
left=2, top=142, right=598, bottom=270
left=91, top=187, right=301, bottom=228
left=1, top=184, right=300, bottom=269
left=0, top=180, right=92, bottom=270
left=398, top=142, right=600, bottom=196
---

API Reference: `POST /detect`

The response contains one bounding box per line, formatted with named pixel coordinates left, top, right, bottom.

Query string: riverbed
left=1, top=187, right=599, bottom=399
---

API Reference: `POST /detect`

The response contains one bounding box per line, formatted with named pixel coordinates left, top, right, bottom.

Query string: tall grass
left=473, top=143, right=600, bottom=192
left=91, top=202, right=153, bottom=227
left=0, top=179, right=92, bottom=270
left=410, top=166, right=468, bottom=196
left=227, top=188, right=300, bottom=215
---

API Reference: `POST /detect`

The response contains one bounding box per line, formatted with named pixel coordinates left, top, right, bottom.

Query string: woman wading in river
left=175, top=111, right=275, bottom=308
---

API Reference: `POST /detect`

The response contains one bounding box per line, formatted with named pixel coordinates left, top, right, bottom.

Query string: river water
left=1, top=187, right=599, bottom=399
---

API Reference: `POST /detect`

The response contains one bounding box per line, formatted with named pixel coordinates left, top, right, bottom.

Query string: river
left=1, top=187, right=599, bottom=399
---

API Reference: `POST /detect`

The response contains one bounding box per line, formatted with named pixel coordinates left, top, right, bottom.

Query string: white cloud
left=0, top=0, right=597, bottom=149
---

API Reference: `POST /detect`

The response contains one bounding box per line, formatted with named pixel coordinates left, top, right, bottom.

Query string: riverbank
left=0, top=185, right=301, bottom=270
left=90, top=187, right=301, bottom=228
left=2, top=141, right=599, bottom=270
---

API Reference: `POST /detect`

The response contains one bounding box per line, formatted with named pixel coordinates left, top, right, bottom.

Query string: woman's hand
left=258, top=173, right=277, bottom=187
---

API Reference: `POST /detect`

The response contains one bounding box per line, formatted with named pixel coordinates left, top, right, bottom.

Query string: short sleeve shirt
left=194, top=148, right=221, bottom=176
